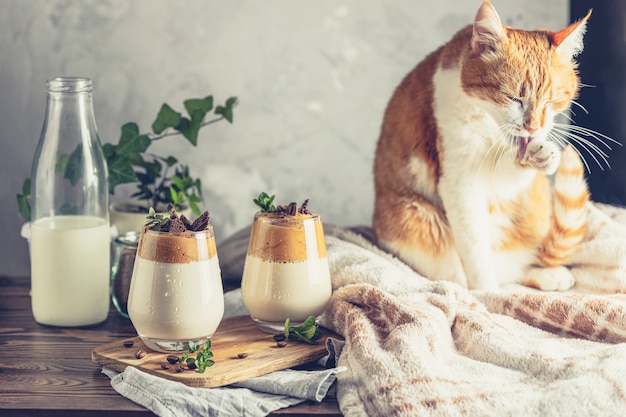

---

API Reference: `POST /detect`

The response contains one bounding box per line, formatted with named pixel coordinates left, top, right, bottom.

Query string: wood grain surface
left=0, top=275, right=342, bottom=417
left=92, top=315, right=336, bottom=387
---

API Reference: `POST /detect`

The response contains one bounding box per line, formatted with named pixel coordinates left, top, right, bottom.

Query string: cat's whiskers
left=570, top=100, right=590, bottom=116
left=548, top=129, right=596, bottom=169
left=489, top=123, right=517, bottom=179
left=554, top=131, right=611, bottom=169
left=549, top=125, right=615, bottom=172
left=548, top=130, right=593, bottom=173
left=559, top=112, right=575, bottom=124
left=552, top=122, right=621, bottom=170
left=500, top=126, right=519, bottom=171
left=475, top=125, right=505, bottom=174
left=556, top=123, right=621, bottom=148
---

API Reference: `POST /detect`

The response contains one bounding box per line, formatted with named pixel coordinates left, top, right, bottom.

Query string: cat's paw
left=520, top=140, right=560, bottom=174
left=522, top=266, right=575, bottom=291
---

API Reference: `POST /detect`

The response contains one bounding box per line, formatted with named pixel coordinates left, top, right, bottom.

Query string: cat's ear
left=471, top=0, right=506, bottom=55
left=551, top=9, right=592, bottom=58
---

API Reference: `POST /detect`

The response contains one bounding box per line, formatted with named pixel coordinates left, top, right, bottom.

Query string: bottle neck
left=47, top=77, right=93, bottom=94
left=31, top=77, right=108, bottom=223
left=42, top=78, right=97, bottom=142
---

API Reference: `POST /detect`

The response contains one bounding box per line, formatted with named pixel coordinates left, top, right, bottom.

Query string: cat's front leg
left=438, top=179, right=500, bottom=290
left=519, top=140, right=561, bottom=174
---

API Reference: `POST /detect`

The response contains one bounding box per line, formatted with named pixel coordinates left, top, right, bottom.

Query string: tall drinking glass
left=127, top=225, right=224, bottom=353
left=241, top=211, right=332, bottom=333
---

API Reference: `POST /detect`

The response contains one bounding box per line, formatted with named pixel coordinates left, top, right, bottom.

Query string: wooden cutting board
left=92, top=315, right=338, bottom=388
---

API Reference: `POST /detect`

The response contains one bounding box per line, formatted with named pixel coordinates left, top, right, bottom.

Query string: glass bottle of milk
left=29, top=77, right=110, bottom=327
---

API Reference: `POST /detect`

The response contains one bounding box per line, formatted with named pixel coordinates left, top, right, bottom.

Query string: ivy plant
left=17, top=95, right=237, bottom=220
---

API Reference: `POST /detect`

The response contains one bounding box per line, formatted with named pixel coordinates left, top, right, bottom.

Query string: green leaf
left=253, top=192, right=276, bottom=212
left=284, top=318, right=290, bottom=340
left=22, top=178, right=30, bottom=195
left=135, top=159, right=162, bottom=183
left=152, top=103, right=182, bottom=134
left=175, top=339, right=216, bottom=373
left=107, top=155, right=137, bottom=194
left=160, top=156, right=178, bottom=167
left=215, top=96, right=237, bottom=123
left=186, top=110, right=205, bottom=146
left=283, top=316, right=322, bottom=344
left=64, top=144, right=84, bottom=186
left=184, top=96, right=213, bottom=115
left=170, top=176, right=186, bottom=190
left=188, top=199, right=201, bottom=217
left=102, top=143, right=115, bottom=159
left=55, top=153, right=70, bottom=175
left=145, top=208, right=169, bottom=230
left=17, top=178, right=31, bottom=221
left=169, top=188, right=184, bottom=206
left=174, top=117, right=194, bottom=145
left=117, top=125, right=151, bottom=155
left=17, top=195, right=31, bottom=221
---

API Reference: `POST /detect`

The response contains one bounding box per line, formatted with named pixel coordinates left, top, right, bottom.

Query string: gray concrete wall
left=0, top=0, right=568, bottom=276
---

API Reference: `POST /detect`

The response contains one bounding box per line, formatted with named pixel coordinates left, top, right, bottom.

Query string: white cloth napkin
left=103, top=364, right=343, bottom=417
left=103, top=289, right=344, bottom=417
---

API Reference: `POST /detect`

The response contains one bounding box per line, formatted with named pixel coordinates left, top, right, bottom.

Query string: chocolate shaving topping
left=146, top=204, right=212, bottom=232
left=299, top=199, right=310, bottom=214
left=179, top=214, right=193, bottom=230
left=168, top=203, right=177, bottom=219
left=170, top=217, right=187, bottom=233
left=273, top=199, right=312, bottom=217
left=191, top=211, right=210, bottom=232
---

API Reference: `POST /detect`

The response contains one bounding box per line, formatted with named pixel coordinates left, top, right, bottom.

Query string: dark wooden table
left=0, top=275, right=341, bottom=416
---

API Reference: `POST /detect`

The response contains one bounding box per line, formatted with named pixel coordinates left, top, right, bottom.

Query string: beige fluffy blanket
left=317, top=202, right=626, bottom=416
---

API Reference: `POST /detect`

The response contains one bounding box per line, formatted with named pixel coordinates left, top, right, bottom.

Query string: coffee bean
left=161, top=363, right=171, bottom=370
left=122, top=340, right=134, bottom=348
left=237, top=352, right=248, bottom=359
left=134, top=350, right=146, bottom=359
left=166, top=355, right=179, bottom=364
left=187, top=361, right=197, bottom=370
left=175, top=365, right=185, bottom=373
left=276, top=340, right=288, bottom=348
left=273, top=333, right=286, bottom=342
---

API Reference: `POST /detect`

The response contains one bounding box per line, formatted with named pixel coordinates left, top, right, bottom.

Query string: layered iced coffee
left=127, top=207, right=224, bottom=352
left=241, top=196, right=332, bottom=332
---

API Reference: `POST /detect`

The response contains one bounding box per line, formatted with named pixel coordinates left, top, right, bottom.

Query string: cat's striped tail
left=539, top=145, right=590, bottom=267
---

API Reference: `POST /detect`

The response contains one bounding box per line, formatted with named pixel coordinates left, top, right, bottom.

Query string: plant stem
left=149, top=116, right=227, bottom=142
left=152, top=163, right=173, bottom=209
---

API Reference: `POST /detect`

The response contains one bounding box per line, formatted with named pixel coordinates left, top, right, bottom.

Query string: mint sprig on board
left=179, top=340, right=214, bottom=373
left=284, top=316, right=323, bottom=344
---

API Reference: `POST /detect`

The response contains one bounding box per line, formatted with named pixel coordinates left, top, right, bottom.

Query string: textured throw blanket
left=314, top=202, right=626, bottom=417
left=219, top=202, right=626, bottom=416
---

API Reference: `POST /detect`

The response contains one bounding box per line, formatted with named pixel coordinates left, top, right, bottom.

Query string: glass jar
left=110, top=231, right=140, bottom=318
left=241, top=211, right=332, bottom=332
left=29, top=77, right=110, bottom=327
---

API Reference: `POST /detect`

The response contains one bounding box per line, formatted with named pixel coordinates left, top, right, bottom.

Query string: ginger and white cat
left=373, top=0, right=594, bottom=291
